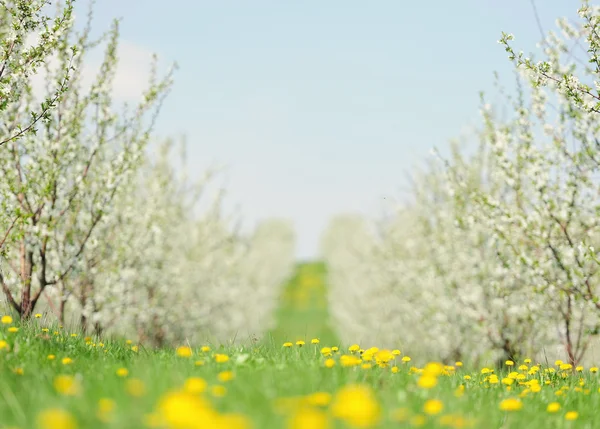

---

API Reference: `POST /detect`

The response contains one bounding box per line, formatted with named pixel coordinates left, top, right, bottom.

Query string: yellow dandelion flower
left=184, top=377, right=207, bottom=394
left=417, top=374, right=438, bottom=389
left=61, top=357, right=73, bottom=365
left=546, top=402, right=560, bottom=413
left=455, top=361, right=463, bottom=367
left=218, top=371, right=235, bottom=382
left=176, top=346, right=192, bottom=358
left=348, top=344, right=360, bottom=353
left=331, top=384, right=380, bottom=428
left=401, top=356, right=411, bottom=363
left=35, top=313, right=42, bottom=318
left=331, top=346, right=339, bottom=353
left=7, top=327, right=18, bottom=333
left=590, top=367, right=598, bottom=373
left=423, top=399, right=443, bottom=415
left=296, top=340, right=305, bottom=347
left=125, top=378, right=146, bottom=397
left=97, top=398, right=116, bottom=422
left=53, top=375, right=81, bottom=396
left=0, top=340, right=9, bottom=351
left=283, top=342, right=293, bottom=348
left=37, top=408, right=77, bottom=429
left=392, top=349, right=401, bottom=356
left=116, top=368, right=129, bottom=377
left=320, top=347, right=332, bottom=357
left=288, top=407, right=330, bottom=429
left=1, top=315, right=12, bottom=324
left=499, top=398, right=522, bottom=411
left=214, top=354, right=229, bottom=363
left=340, top=355, right=361, bottom=367
left=324, top=358, right=335, bottom=368
left=211, top=385, right=227, bottom=397
left=47, top=354, right=55, bottom=360
left=565, top=411, right=578, bottom=421
left=505, top=360, right=514, bottom=366
left=306, top=392, right=332, bottom=407
left=311, top=338, right=320, bottom=344
left=201, top=345, right=211, bottom=352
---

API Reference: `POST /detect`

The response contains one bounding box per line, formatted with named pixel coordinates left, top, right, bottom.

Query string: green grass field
left=1, top=262, right=600, bottom=429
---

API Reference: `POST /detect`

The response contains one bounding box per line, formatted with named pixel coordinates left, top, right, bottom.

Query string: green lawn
left=0, top=263, right=599, bottom=428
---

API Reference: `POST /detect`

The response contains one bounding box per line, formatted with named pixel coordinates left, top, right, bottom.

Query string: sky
left=69, top=0, right=579, bottom=261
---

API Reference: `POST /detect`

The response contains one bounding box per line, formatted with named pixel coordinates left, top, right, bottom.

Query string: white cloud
left=28, top=35, right=158, bottom=103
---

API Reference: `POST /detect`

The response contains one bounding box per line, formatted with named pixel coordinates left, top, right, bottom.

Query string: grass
left=0, top=263, right=600, bottom=428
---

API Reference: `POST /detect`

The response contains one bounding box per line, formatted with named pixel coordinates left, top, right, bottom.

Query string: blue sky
left=73, top=0, right=578, bottom=260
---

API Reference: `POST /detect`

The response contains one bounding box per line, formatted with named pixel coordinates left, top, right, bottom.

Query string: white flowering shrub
left=0, top=2, right=296, bottom=346
left=0, top=0, right=75, bottom=148
left=323, top=1, right=600, bottom=366
left=0, top=5, right=174, bottom=320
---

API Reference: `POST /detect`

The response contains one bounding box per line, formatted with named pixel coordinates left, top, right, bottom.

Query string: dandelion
left=131, top=345, right=139, bottom=352
left=321, top=347, right=332, bottom=357
left=184, top=377, right=207, bottom=394
left=374, top=350, right=394, bottom=365
left=47, top=354, right=55, bottom=360
left=35, top=313, right=42, bottom=318
left=218, top=371, right=235, bottom=382
left=283, top=342, right=293, bottom=348
left=401, top=356, right=411, bottom=363
left=116, top=368, right=129, bottom=377
left=331, top=384, right=380, bottom=428
left=61, top=357, right=73, bottom=365
left=455, top=361, right=463, bottom=367
left=423, top=399, right=443, bottom=415
left=201, top=345, right=211, bottom=352
left=331, top=347, right=339, bottom=353
left=311, top=338, right=320, bottom=344
left=499, top=398, right=522, bottom=411
left=288, top=407, right=330, bottom=429
left=7, top=327, right=18, bottom=333
left=176, top=346, right=192, bottom=358
left=1, top=315, right=12, bottom=324
left=324, top=358, right=336, bottom=368
left=576, top=366, right=584, bottom=372
left=417, top=374, right=438, bottom=389
left=348, top=344, right=360, bottom=353
left=37, top=408, right=78, bottom=429
left=125, top=378, right=146, bottom=397
left=0, top=340, right=9, bottom=351
left=97, top=398, right=116, bottom=423
left=524, top=358, right=532, bottom=364
left=53, top=375, right=81, bottom=396
left=591, top=367, right=598, bottom=373
left=340, top=355, right=361, bottom=367
left=546, top=402, right=560, bottom=413
left=307, top=392, right=332, bottom=407
left=505, top=360, right=514, bottom=366
left=211, top=385, right=227, bottom=397
left=214, top=354, right=229, bottom=363
left=296, top=340, right=305, bottom=347
left=565, top=411, right=578, bottom=421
